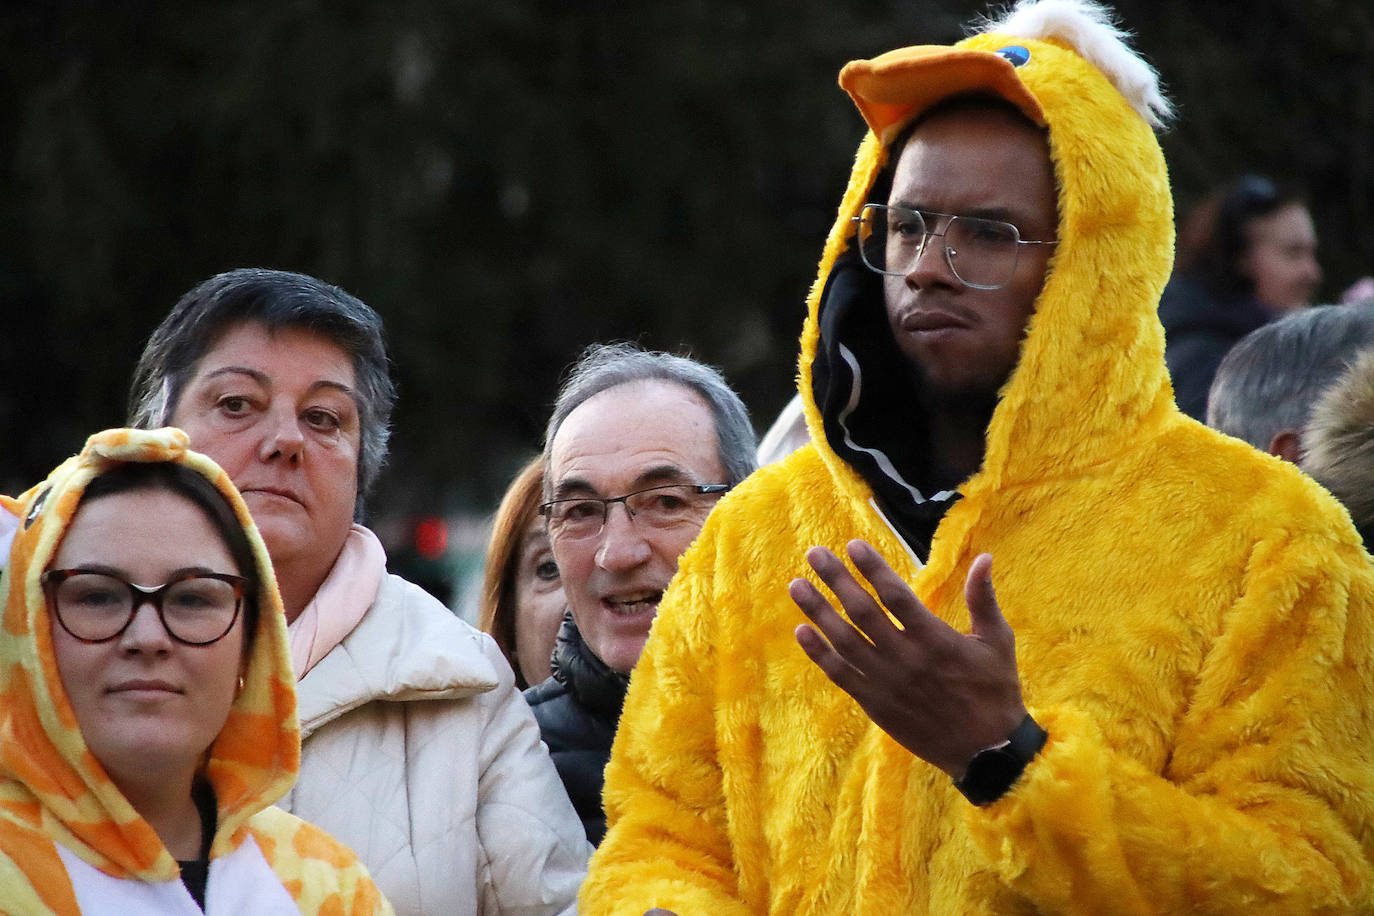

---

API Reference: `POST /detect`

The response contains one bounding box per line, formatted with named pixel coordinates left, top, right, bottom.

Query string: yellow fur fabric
left=581, top=22, right=1374, bottom=916
left=0, top=428, right=390, bottom=915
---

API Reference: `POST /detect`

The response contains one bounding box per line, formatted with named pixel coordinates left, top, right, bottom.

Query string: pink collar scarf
left=286, top=524, right=386, bottom=679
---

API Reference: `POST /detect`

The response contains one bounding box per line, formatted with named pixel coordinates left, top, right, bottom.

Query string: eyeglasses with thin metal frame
left=42, top=568, right=248, bottom=646
left=539, top=483, right=731, bottom=542
left=851, top=203, right=1056, bottom=290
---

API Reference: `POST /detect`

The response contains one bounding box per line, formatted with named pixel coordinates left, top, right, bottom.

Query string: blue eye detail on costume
left=996, top=45, right=1031, bottom=67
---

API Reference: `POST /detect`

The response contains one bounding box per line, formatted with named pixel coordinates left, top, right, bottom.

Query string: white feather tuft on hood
left=980, top=0, right=1173, bottom=129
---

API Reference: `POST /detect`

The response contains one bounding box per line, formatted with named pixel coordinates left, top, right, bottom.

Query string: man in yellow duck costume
left=581, top=2, right=1374, bottom=914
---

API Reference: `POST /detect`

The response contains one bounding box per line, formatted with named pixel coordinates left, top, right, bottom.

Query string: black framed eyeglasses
left=42, top=569, right=248, bottom=646
left=539, top=483, right=731, bottom=542
left=851, top=203, right=1055, bottom=290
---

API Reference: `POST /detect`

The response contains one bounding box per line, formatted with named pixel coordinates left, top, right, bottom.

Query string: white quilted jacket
left=278, top=574, right=591, bottom=916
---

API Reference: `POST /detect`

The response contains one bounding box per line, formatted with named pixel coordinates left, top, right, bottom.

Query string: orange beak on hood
left=840, top=45, right=1047, bottom=145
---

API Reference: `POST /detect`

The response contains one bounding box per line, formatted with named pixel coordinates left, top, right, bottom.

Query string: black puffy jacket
left=1158, top=274, right=1273, bottom=420
left=523, top=612, right=628, bottom=846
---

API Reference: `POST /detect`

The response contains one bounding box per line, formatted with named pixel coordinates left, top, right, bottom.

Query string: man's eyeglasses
left=851, top=203, right=1055, bottom=290
left=540, top=483, right=731, bottom=542
left=42, top=569, right=248, bottom=645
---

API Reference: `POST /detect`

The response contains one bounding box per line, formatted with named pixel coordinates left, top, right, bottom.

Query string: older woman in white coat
left=128, top=268, right=590, bottom=916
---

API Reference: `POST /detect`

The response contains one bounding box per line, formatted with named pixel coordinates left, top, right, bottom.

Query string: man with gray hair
left=525, top=342, right=756, bottom=845
left=1206, top=303, right=1374, bottom=461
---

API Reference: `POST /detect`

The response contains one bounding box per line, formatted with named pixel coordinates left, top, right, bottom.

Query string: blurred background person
left=480, top=456, right=566, bottom=689
left=0, top=428, right=388, bottom=913
left=1339, top=237, right=1374, bottom=306
left=1160, top=175, right=1322, bottom=419
left=1342, top=276, right=1374, bottom=306
left=0, top=498, right=15, bottom=563
left=526, top=343, right=757, bottom=844
left=755, top=392, right=810, bottom=467
left=128, top=268, right=588, bottom=916
left=1205, top=303, right=1374, bottom=461
left=1303, top=348, right=1374, bottom=549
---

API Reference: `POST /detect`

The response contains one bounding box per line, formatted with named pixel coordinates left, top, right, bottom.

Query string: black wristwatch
left=953, top=713, right=1048, bottom=807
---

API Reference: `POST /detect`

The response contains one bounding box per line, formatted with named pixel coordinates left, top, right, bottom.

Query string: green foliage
left=2, top=0, right=1371, bottom=513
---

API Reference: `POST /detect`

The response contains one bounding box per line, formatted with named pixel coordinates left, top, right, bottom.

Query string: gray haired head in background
left=127, top=267, right=397, bottom=510
left=1303, top=348, right=1374, bottom=547
left=1206, top=304, right=1374, bottom=456
left=544, top=342, right=757, bottom=490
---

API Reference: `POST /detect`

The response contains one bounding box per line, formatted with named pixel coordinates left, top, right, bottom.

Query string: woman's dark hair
left=127, top=268, right=396, bottom=518
left=75, top=462, right=261, bottom=646
left=1175, top=175, right=1308, bottom=299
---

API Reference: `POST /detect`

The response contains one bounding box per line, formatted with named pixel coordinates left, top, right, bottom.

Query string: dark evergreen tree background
left=3, top=1, right=1372, bottom=522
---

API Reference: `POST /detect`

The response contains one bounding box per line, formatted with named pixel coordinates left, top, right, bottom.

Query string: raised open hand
left=791, top=540, right=1026, bottom=779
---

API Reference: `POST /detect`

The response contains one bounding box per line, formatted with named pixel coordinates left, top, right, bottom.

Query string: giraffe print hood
left=0, top=427, right=299, bottom=883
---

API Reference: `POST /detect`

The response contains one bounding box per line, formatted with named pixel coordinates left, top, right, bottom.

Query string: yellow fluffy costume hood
left=803, top=0, right=1173, bottom=507
left=0, top=428, right=389, bottom=915
left=583, top=2, right=1374, bottom=914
